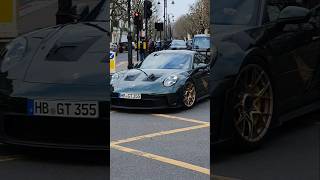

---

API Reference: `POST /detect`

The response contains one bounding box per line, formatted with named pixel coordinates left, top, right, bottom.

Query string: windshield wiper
left=136, top=68, right=149, bottom=77
left=82, top=22, right=110, bottom=36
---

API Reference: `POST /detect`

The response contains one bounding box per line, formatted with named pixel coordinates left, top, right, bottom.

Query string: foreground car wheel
left=182, top=81, right=196, bottom=108
left=232, top=63, right=274, bottom=149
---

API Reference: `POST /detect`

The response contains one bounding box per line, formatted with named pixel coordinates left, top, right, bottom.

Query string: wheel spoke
left=233, top=64, right=273, bottom=142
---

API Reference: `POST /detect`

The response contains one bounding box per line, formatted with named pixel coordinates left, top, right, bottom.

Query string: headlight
left=111, top=73, right=120, bottom=84
left=1, top=37, right=27, bottom=72
left=163, top=74, right=178, bottom=87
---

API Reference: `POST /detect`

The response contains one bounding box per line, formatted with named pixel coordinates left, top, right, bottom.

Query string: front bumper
left=111, top=92, right=181, bottom=109
left=0, top=100, right=109, bottom=151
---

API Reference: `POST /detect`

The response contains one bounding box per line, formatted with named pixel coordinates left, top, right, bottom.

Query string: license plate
left=27, top=100, right=99, bottom=118
left=119, top=93, right=141, bottom=100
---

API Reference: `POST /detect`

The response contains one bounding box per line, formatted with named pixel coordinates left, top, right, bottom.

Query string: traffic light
left=144, top=0, right=152, bottom=19
left=133, top=12, right=143, bottom=30
left=134, top=12, right=140, bottom=25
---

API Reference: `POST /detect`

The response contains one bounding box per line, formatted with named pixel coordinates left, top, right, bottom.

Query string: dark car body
left=210, top=0, right=320, bottom=144
left=0, top=0, right=109, bottom=150
left=111, top=50, right=210, bottom=109
left=169, top=40, right=188, bottom=50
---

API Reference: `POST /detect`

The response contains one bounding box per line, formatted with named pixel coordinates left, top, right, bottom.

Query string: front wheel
left=231, top=63, right=275, bottom=150
left=182, top=81, right=197, bottom=109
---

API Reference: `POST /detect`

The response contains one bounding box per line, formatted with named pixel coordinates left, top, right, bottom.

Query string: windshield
left=171, top=40, right=186, bottom=47
left=212, top=0, right=258, bottom=25
left=140, top=53, right=192, bottom=70
left=193, top=37, right=210, bottom=49
left=86, top=0, right=107, bottom=21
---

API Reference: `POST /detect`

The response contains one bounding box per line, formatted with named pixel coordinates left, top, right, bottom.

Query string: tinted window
left=93, top=1, right=107, bottom=21
left=212, top=0, right=259, bottom=25
left=140, top=53, right=192, bottom=70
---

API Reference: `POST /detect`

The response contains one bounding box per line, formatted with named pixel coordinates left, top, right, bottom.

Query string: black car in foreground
left=210, top=0, right=320, bottom=149
left=0, top=0, right=109, bottom=150
left=111, top=50, right=210, bottom=109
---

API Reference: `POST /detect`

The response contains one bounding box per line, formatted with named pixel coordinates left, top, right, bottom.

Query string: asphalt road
left=213, top=113, right=320, bottom=180
left=115, top=52, right=138, bottom=72
left=110, top=100, right=210, bottom=180
left=0, top=144, right=108, bottom=180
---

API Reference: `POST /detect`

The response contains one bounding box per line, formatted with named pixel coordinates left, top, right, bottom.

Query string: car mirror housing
left=278, top=6, right=311, bottom=23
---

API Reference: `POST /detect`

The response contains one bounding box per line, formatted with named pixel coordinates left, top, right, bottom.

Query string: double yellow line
left=111, top=113, right=211, bottom=175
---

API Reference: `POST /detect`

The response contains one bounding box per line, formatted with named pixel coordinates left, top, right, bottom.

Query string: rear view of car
left=169, top=40, right=187, bottom=50
left=192, top=34, right=210, bottom=53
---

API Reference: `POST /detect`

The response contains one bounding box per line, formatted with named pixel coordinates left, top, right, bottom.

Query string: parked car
left=111, top=50, right=210, bottom=109
left=169, top=40, right=187, bottom=50
left=192, top=34, right=210, bottom=53
left=210, top=0, right=320, bottom=149
left=0, top=0, right=109, bottom=150
left=187, top=39, right=193, bottom=49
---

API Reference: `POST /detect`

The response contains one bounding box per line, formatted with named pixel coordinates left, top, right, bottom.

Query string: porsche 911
left=111, top=50, right=210, bottom=109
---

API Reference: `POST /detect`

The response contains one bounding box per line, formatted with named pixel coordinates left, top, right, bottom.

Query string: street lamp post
left=163, top=0, right=167, bottom=41
left=158, top=0, right=174, bottom=42
left=127, top=0, right=133, bottom=69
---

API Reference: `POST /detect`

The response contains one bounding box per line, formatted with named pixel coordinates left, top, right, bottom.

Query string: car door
left=302, top=5, right=320, bottom=103
left=262, top=0, right=317, bottom=112
left=192, top=53, right=210, bottom=97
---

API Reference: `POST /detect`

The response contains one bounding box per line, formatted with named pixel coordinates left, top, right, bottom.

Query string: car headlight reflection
left=163, top=74, right=178, bottom=87
left=1, top=37, right=27, bottom=72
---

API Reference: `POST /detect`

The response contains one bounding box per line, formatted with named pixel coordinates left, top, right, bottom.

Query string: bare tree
left=173, top=0, right=209, bottom=39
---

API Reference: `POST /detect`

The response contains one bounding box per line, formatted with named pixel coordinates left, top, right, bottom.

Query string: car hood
left=23, top=22, right=108, bottom=86
left=112, top=69, right=189, bottom=93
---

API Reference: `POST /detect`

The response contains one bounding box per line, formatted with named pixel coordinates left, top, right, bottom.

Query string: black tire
left=181, top=81, right=197, bottom=109
left=230, top=58, right=277, bottom=150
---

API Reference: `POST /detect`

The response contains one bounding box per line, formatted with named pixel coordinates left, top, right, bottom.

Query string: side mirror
left=278, top=6, right=310, bottom=23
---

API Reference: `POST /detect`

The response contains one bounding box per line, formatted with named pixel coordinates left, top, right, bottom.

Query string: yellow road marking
left=111, top=144, right=210, bottom=175
left=111, top=123, right=209, bottom=145
left=111, top=114, right=217, bottom=177
left=152, top=114, right=209, bottom=125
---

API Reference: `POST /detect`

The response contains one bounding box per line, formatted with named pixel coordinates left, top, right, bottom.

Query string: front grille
left=111, top=93, right=169, bottom=108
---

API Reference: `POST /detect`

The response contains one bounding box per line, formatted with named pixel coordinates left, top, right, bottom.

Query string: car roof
left=153, top=50, right=196, bottom=55
left=172, top=39, right=185, bottom=41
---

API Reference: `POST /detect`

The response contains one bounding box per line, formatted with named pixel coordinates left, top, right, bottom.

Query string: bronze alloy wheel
left=233, top=64, right=274, bottom=143
left=183, top=82, right=196, bottom=108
